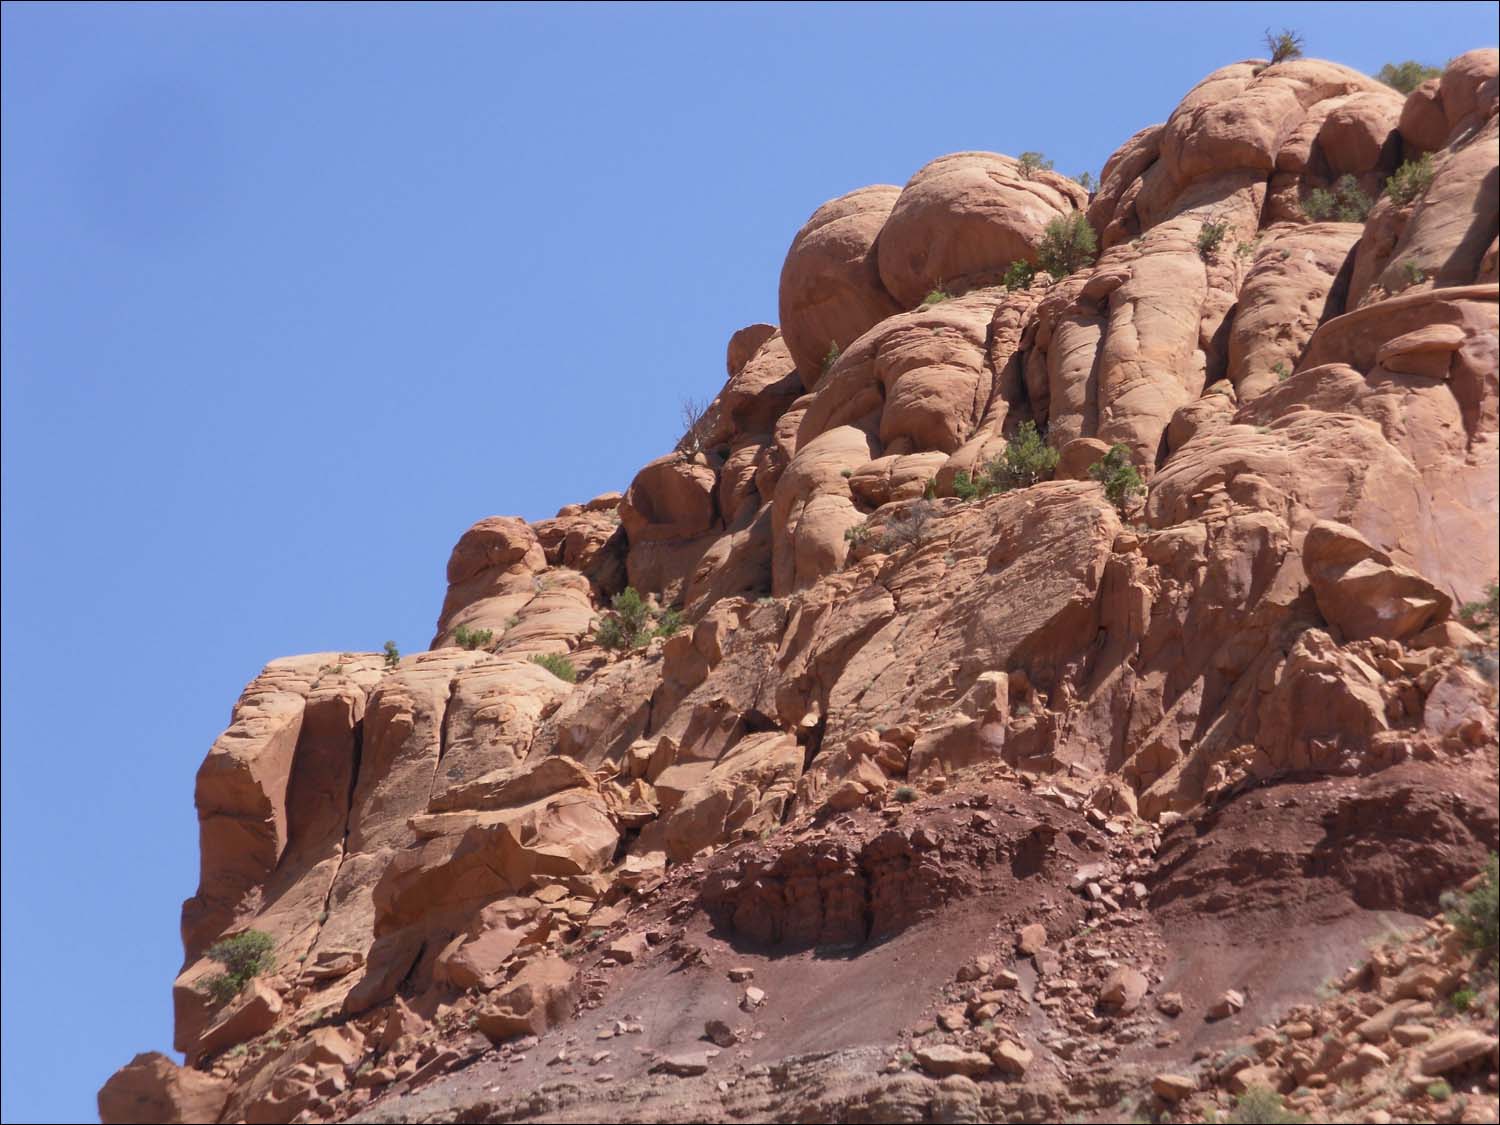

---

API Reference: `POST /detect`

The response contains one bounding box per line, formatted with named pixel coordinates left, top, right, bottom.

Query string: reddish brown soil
left=357, top=754, right=1499, bottom=1123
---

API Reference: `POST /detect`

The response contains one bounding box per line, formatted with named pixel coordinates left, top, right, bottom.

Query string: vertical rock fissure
left=798, top=711, right=827, bottom=773
left=316, top=714, right=365, bottom=929
left=427, top=672, right=464, bottom=805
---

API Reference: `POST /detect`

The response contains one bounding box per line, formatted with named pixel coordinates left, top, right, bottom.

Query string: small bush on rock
left=1002, top=260, right=1036, bottom=291
left=951, top=422, right=1059, bottom=502
left=202, top=930, right=275, bottom=1005
left=1230, top=1086, right=1306, bottom=1124
left=529, top=653, right=577, bottom=683
left=823, top=342, right=841, bottom=374
left=382, top=640, right=400, bottom=669
left=1399, top=259, right=1428, bottom=287
left=1273, top=361, right=1291, bottom=382
left=594, top=614, right=628, bottom=649
left=1089, top=443, right=1144, bottom=515
left=1458, top=580, right=1499, bottom=629
left=1075, top=171, right=1096, bottom=192
left=844, top=522, right=873, bottom=548
left=921, top=286, right=950, bottom=307
left=951, top=471, right=982, bottom=502
left=1443, top=852, right=1498, bottom=959
left=894, top=786, right=917, bottom=803
left=1264, top=28, right=1305, bottom=65
left=1017, top=151, right=1053, bottom=179
left=1377, top=60, right=1441, bottom=94
left=453, top=625, right=494, bottom=650
left=1303, top=175, right=1373, bottom=222
left=1038, top=213, right=1098, bottom=278
left=1197, top=218, right=1230, bottom=259
left=676, top=395, right=714, bottom=456
left=1384, top=154, right=1435, bottom=204
left=880, top=500, right=935, bottom=551
left=594, top=587, right=672, bottom=650
left=991, top=421, right=1059, bottom=490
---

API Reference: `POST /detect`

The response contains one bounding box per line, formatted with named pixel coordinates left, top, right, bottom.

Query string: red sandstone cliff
left=100, top=49, right=1500, bottom=1125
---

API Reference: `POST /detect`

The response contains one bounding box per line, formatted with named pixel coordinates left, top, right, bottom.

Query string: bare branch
left=675, top=395, right=715, bottom=455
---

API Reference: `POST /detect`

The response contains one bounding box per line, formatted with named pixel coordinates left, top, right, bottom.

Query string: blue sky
left=2, top=2, right=1494, bottom=1119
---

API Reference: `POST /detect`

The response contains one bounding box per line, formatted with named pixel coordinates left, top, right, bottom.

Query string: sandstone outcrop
left=876, top=152, right=1087, bottom=306
left=98, top=1053, right=231, bottom=1125
left=778, top=186, right=903, bottom=386
left=103, top=47, right=1500, bottom=1125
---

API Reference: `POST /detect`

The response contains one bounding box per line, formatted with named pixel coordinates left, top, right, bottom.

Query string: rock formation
left=103, top=47, right=1500, bottom=1125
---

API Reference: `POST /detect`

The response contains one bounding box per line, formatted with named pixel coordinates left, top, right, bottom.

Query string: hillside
left=100, top=48, right=1500, bottom=1125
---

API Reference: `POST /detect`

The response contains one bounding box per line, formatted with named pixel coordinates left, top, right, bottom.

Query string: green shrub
left=952, top=422, right=1060, bottom=502
left=529, top=653, right=577, bottom=683
left=1197, top=218, right=1230, bottom=259
left=653, top=607, right=684, bottom=639
left=1273, top=361, right=1291, bottom=382
left=202, top=930, right=275, bottom=1005
left=382, top=640, right=400, bottom=669
left=1303, top=175, right=1373, bottom=222
left=991, top=421, right=1060, bottom=490
left=1303, top=190, right=1332, bottom=221
left=453, top=625, right=494, bottom=650
left=1384, top=154, right=1435, bottom=204
left=951, top=471, right=981, bottom=502
left=594, top=616, right=628, bottom=649
left=1235, top=239, right=1258, bottom=260
left=823, top=342, right=841, bottom=374
left=594, top=586, right=670, bottom=650
left=894, top=785, right=918, bottom=803
left=1075, top=171, right=1096, bottom=192
left=922, top=286, right=951, bottom=307
left=1017, top=151, right=1053, bottom=179
left=1399, top=259, right=1428, bottom=287
left=1089, top=443, right=1144, bottom=515
left=1450, top=987, right=1476, bottom=1012
left=1444, top=852, right=1498, bottom=958
left=1377, top=60, right=1441, bottom=94
left=1426, top=1080, right=1453, bottom=1102
left=613, top=586, right=652, bottom=635
left=1458, top=580, right=1500, bottom=629
left=1229, top=1086, right=1306, bottom=1124
left=1038, top=213, right=1098, bottom=278
left=1002, top=260, right=1036, bottom=291
left=1264, top=28, right=1305, bottom=65
left=844, top=521, right=873, bottom=547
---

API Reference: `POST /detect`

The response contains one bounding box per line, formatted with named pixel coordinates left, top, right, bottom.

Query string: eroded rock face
left=1303, top=519, right=1452, bottom=641
left=474, top=955, right=577, bottom=1041
left=98, top=1053, right=231, bottom=1125
left=877, top=152, right=1087, bottom=306
left=106, top=49, right=1500, bottom=1125
left=1227, top=222, right=1362, bottom=398
left=646, top=731, right=803, bottom=861
left=778, top=185, right=903, bottom=386
left=432, top=517, right=548, bottom=646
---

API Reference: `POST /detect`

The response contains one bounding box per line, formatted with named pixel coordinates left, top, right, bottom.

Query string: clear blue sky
left=3, top=3, right=1494, bottom=1119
